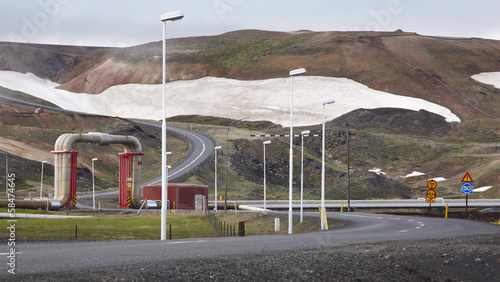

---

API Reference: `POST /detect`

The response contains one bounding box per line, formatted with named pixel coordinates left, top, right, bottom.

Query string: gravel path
left=11, top=233, right=499, bottom=281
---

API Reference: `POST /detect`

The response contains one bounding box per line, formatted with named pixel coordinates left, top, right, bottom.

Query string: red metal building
left=143, top=183, right=208, bottom=210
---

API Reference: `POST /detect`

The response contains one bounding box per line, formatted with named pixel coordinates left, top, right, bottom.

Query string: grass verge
left=0, top=210, right=326, bottom=241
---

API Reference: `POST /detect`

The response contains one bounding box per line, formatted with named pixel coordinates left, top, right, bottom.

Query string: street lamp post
left=214, top=146, right=222, bottom=212
left=161, top=10, right=183, bottom=241
left=346, top=123, right=351, bottom=212
left=40, top=160, right=47, bottom=199
left=321, top=98, right=335, bottom=230
left=5, top=153, right=8, bottom=197
left=224, top=117, right=248, bottom=215
left=91, top=158, right=98, bottom=210
left=162, top=151, right=172, bottom=239
left=263, top=140, right=271, bottom=215
left=300, top=130, right=310, bottom=222
left=289, top=68, right=306, bottom=234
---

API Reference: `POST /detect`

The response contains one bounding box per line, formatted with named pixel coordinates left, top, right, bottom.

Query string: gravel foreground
left=11, top=233, right=500, bottom=281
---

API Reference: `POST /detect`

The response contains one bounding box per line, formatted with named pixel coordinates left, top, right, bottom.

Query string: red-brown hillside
left=1, top=30, right=500, bottom=121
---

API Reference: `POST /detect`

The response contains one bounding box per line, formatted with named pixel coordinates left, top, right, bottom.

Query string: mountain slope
left=2, top=30, right=500, bottom=121
left=1, top=30, right=499, bottom=200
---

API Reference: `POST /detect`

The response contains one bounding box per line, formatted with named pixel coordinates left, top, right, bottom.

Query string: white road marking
left=340, top=214, right=384, bottom=219
left=168, top=240, right=206, bottom=244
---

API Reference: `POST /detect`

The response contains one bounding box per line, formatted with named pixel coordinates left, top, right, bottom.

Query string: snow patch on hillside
left=403, top=171, right=425, bottom=178
left=472, top=71, right=500, bottom=89
left=0, top=71, right=460, bottom=126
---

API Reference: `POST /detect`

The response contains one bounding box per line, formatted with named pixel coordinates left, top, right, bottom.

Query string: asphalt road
left=4, top=212, right=499, bottom=276
left=133, top=119, right=216, bottom=185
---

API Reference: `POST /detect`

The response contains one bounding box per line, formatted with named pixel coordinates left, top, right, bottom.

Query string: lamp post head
left=289, top=68, right=306, bottom=76
left=215, top=146, right=222, bottom=150
left=301, top=130, right=310, bottom=135
left=263, top=140, right=271, bottom=145
left=161, top=11, right=184, bottom=22
left=324, top=117, right=334, bottom=123
left=322, top=98, right=336, bottom=105
left=42, top=160, right=47, bottom=164
left=92, top=158, right=98, bottom=161
left=166, top=152, right=172, bottom=155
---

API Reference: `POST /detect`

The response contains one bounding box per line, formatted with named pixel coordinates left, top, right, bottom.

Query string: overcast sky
left=1, top=0, right=499, bottom=47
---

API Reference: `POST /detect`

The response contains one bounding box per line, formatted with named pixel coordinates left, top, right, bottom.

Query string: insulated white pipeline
left=51, top=132, right=142, bottom=209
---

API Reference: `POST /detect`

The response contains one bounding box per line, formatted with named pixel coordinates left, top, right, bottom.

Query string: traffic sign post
left=425, top=180, right=437, bottom=217
left=426, top=189, right=437, bottom=217
left=426, top=189, right=437, bottom=199
left=461, top=172, right=473, bottom=219
left=461, top=182, right=473, bottom=194
left=461, top=172, right=473, bottom=183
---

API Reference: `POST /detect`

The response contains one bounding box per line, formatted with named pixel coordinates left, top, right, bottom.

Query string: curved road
left=76, top=121, right=215, bottom=207
left=134, top=120, right=216, bottom=185
left=76, top=120, right=215, bottom=207
left=7, top=212, right=499, bottom=276
left=0, top=94, right=216, bottom=207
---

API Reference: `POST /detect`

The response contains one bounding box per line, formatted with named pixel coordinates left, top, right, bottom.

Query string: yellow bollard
left=323, top=208, right=329, bottom=230
left=341, top=202, right=344, bottom=212
left=234, top=202, right=238, bottom=213
left=318, top=206, right=322, bottom=221
left=98, top=202, right=101, bottom=211
left=445, top=204, right=448, bottom=218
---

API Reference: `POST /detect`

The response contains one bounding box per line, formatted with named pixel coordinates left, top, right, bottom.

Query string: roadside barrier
left=207, top=212, right=239, bottom=237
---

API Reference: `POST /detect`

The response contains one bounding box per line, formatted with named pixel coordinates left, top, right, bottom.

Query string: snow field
left=0, top=71, right=461, bottom=126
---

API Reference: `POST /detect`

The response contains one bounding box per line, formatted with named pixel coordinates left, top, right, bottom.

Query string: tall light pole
left=263, top=140, right=271, bottom=215
left=91, top=158, right=98, bottom=210
left=5, top=153, right=8, bottom=197
left=162, top=151, right=172, bottom=239
left=224, top=117, right=248, bottom=215
left=346, top=123, right=351, bottom=212
left=288, top=68, right=306, bottom=234
left=214, top=146, right=222, bottom=212
left=40, top=160, right=47, bottom=199
left=161, top=10, right=183, bottom=241
left=300, top=130, right=310, bottom=223
left=321, top=98, right=335, bottom=230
